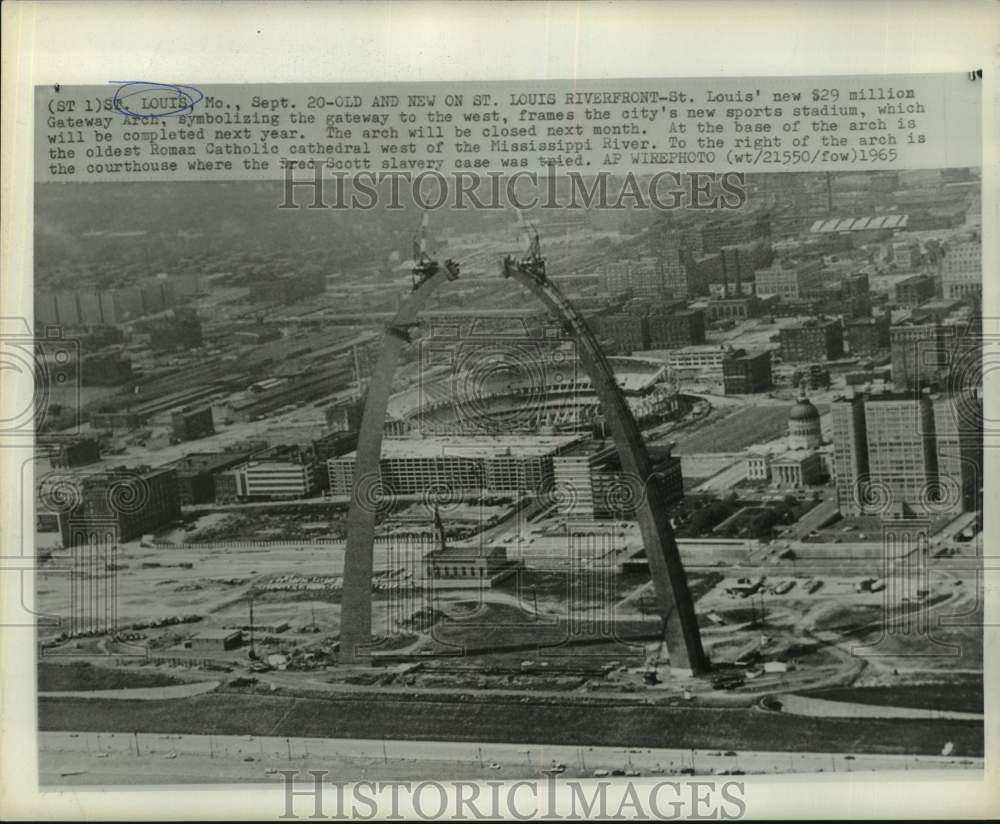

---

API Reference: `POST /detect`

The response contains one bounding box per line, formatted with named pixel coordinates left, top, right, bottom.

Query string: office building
left=225, top=459, right=320, bottom=501
left=889, top=314, right=978, bottom=392
left=895, top=274, right=935, bottom=308
left=779, top=318, right=843, bottom=362
left=552, top=440, right=683, bottom=519
left=595, top=312, right=648, bottom=354
left=171, top=451, right=259, bottom=506
left=722, top=350, right=773, bottom=395
left=845, top=314, right=891, bottom=357
left=646, top=309, right=706, bottom=350
left=754, top=258, right=825, bottom=300
left=660, top=240, right=692, bottom=298
left=666, top=345, right=730, bottom=378
left=830, top=390, right=981, bottom=516
left=791, top=364, right=831, bottom=391
left=328, top=435, right=581, bottom=497
left=58, top=466, right=180, bottom=546
left=942, top=239, right=982, bottom=299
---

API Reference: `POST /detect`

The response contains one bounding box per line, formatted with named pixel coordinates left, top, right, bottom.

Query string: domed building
left=787, top=393, right=822, bottom=450
left=746, top=391, right=828, bottom=490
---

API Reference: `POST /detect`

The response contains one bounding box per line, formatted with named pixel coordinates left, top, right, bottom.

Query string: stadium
left=385, top=351, right=682, bottom=435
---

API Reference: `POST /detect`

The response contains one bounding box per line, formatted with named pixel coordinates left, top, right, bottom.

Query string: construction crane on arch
left=410, top=212, right=459, bottom=291
left=502, top=211, right=547, bottom=282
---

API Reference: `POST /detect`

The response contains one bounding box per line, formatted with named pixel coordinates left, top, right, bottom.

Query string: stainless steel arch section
left=338, top=268, right=708, bottom=676
left=338, top=267, right=453, bottom=663
left=506, top=271, right=708, bottom=676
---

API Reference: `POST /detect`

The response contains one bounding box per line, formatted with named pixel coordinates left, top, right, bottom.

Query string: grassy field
left=810, top=683, right=983, bottom=714
left=672, top=406, right=797, bottom=454
left=38, top=690, right=983, bottom=757
left=38, top=662, right=183, bottom=692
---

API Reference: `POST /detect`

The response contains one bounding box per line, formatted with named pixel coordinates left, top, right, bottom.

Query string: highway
left=39, top=731, right=981, bottom=785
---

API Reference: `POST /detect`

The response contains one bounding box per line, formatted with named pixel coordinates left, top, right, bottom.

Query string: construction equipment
left=411, top=213, right=459, bottom=289
left=502, top=214, right=547, bottom=281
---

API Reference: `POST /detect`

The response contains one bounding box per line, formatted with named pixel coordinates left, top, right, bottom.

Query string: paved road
left=39, top=730, right=981, bottom=786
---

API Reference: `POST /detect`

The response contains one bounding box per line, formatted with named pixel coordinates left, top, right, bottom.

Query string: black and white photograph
left=1, top=2, right=997, bottom=820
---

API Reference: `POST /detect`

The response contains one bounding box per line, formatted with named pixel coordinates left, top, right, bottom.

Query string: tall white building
left=942, top=240, right=981, bottom=299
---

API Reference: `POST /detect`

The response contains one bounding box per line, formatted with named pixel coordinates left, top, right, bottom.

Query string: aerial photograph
left=32, top=168, right=983, bottom=784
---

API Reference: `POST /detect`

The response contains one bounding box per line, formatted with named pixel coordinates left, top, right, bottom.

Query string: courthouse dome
left=788, top=397, right=820, bottom=422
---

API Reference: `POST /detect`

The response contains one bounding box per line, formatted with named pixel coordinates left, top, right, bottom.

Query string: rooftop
left=171, top=451, right=254, bottom=475
left=336, top=434, right=582, bottom=461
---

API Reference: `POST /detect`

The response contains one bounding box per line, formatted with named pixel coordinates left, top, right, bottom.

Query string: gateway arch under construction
left=337, top=236, right=709, bottom=676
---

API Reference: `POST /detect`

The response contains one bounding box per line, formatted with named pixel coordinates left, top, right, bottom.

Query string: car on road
left=592, top=769, right=610, bottom=777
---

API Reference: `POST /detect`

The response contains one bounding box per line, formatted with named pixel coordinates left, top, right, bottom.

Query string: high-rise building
left=660, top=240, right=690, bottom=298
left=831, top=395, right=870, bottom=514
left=942, top=239, right=982, bottom=299
left=863, top=395, right=937, bottom=514
left=830, top=390, right=981, bottom=516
